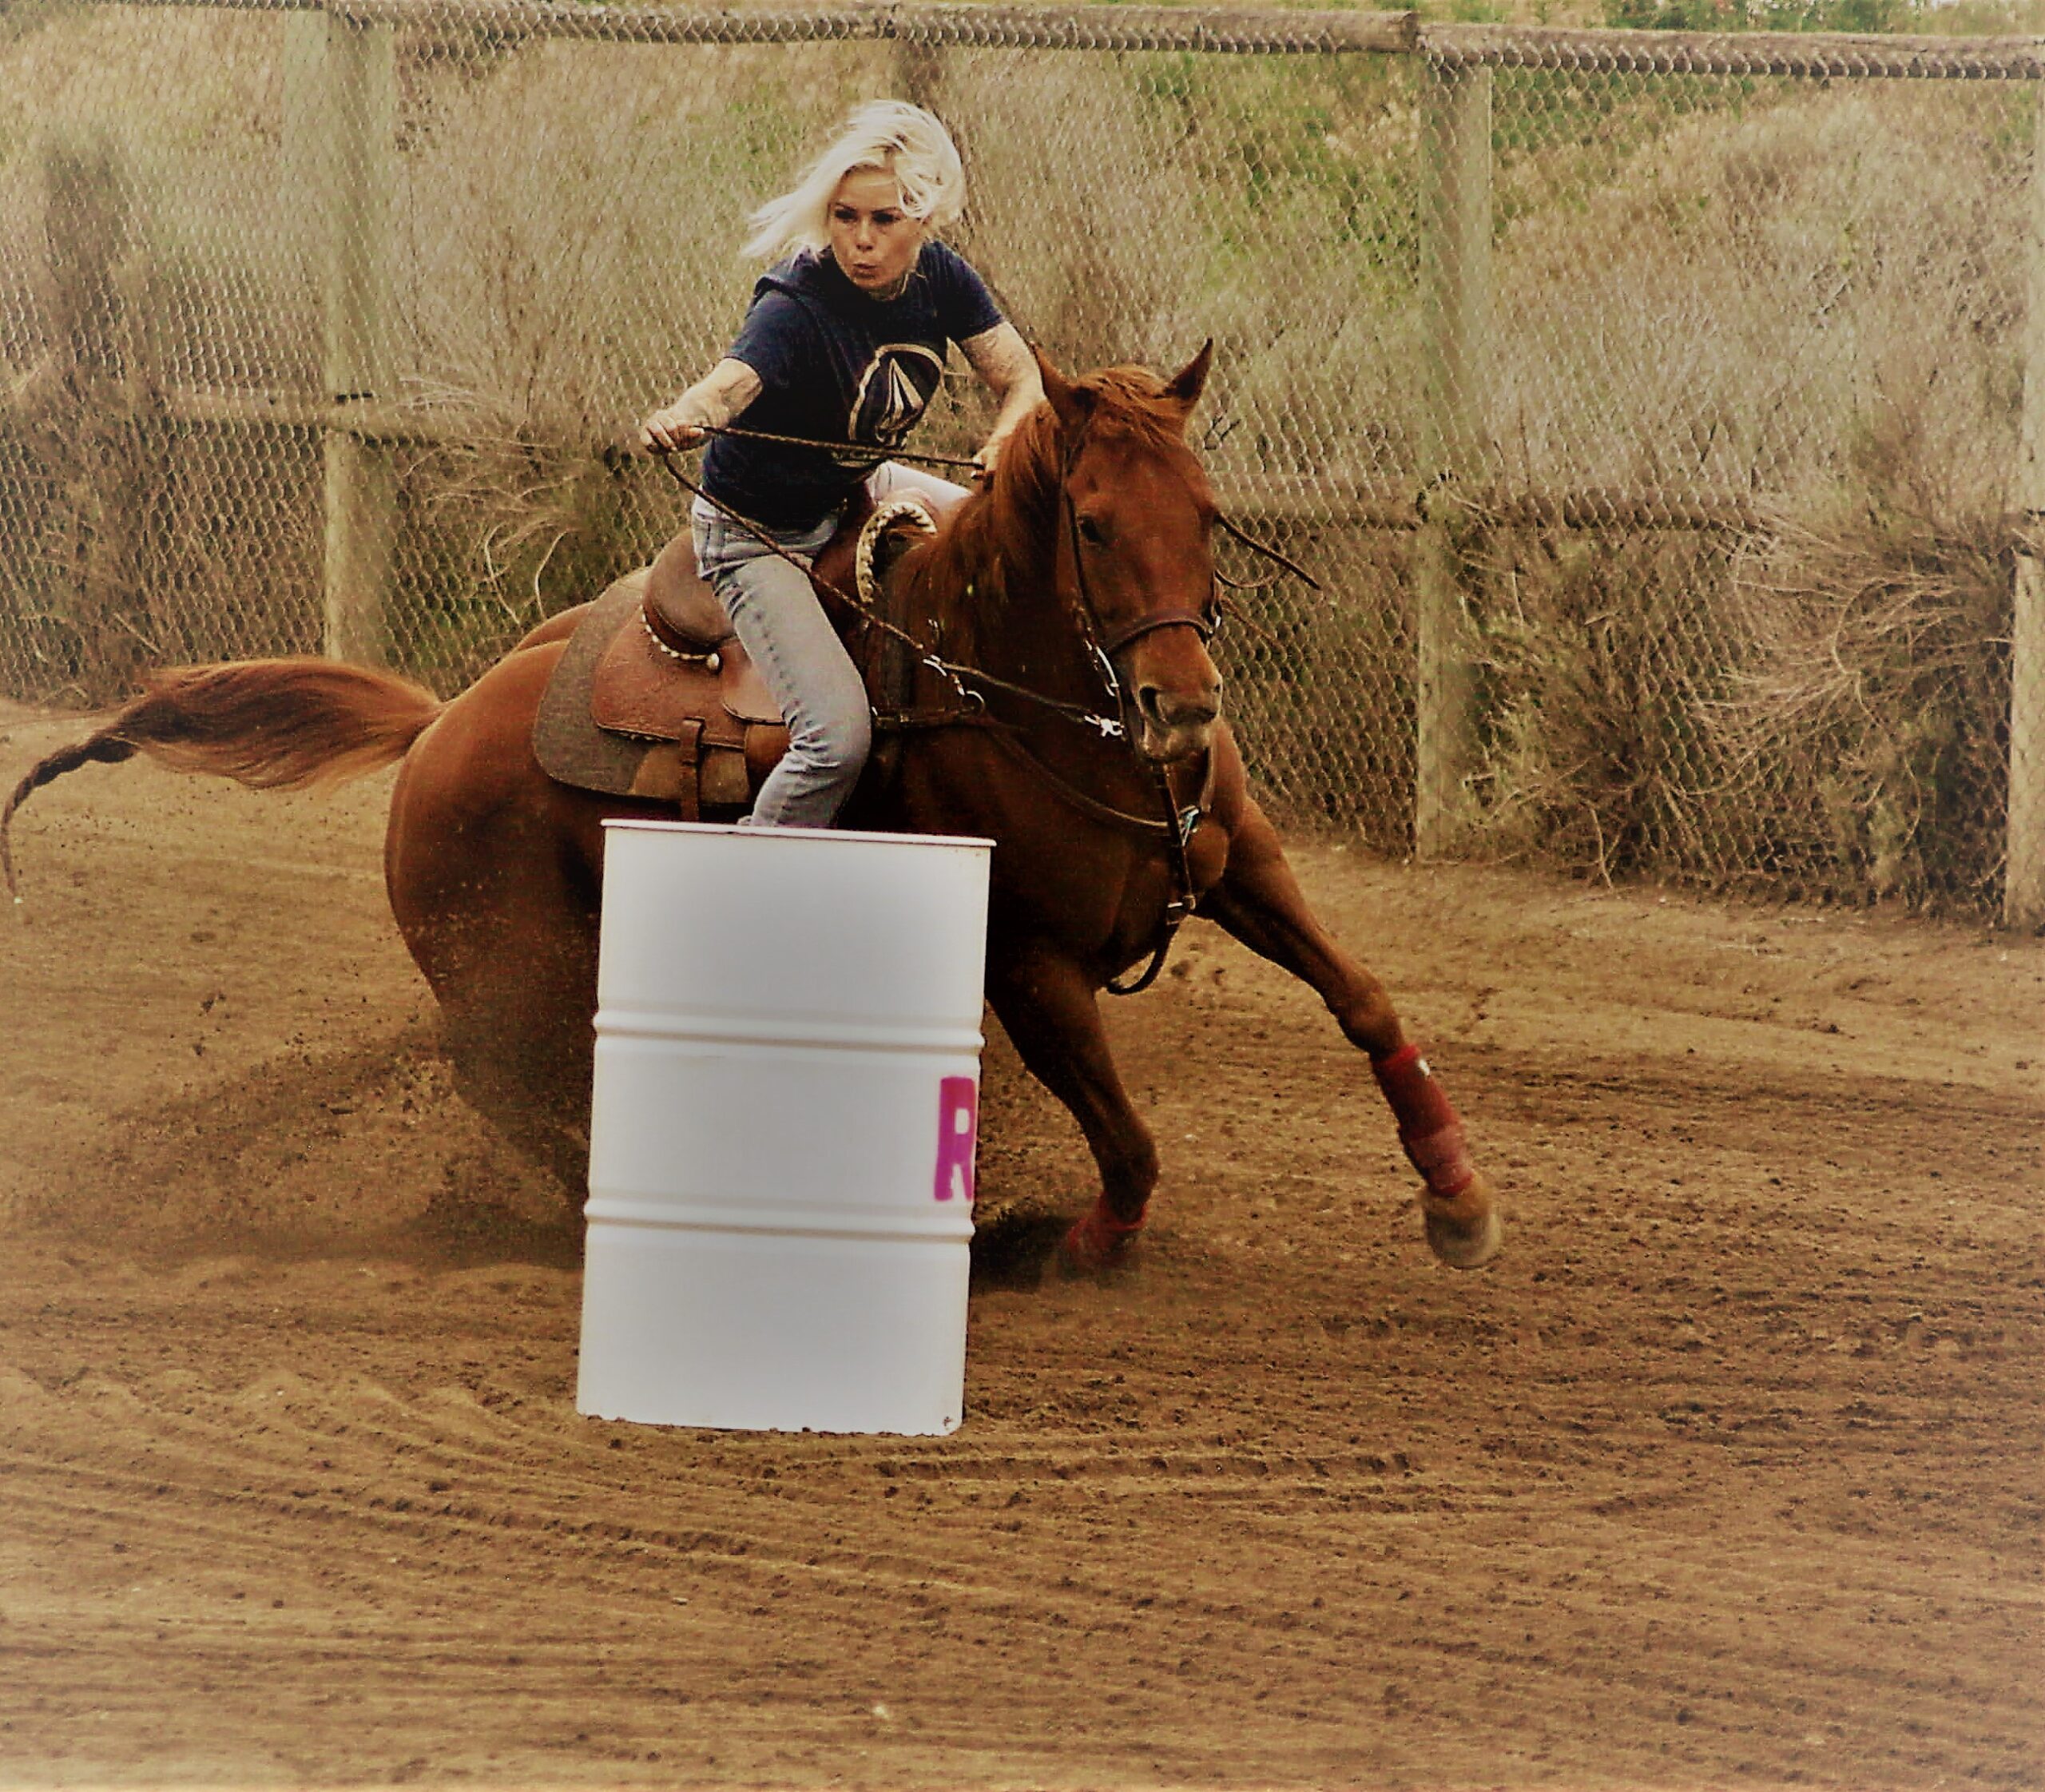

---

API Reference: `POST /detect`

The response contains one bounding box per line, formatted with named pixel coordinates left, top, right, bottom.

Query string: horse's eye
left=1076, top=515, right=1107, bottom=547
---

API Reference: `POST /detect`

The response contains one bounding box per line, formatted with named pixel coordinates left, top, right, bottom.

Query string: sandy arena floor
left=0, top=701, right=2039, bottom=1789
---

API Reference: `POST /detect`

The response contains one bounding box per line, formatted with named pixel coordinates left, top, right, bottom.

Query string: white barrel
left=577, top=820, right=992, bottom=1436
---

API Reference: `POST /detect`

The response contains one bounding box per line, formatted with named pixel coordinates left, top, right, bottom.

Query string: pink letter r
left=934, top=1076, right=978, bottom=1203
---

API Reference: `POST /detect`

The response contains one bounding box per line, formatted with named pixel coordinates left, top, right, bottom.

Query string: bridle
left=1058, top=491, right=1223, bottom=663
left=1050, top=427, right=1221, bottom=994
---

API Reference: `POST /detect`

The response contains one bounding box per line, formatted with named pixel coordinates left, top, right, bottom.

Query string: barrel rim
left=602, top=818, right=995, bottom=852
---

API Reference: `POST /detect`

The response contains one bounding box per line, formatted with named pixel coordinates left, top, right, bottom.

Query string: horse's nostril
left=1138, top=684, right=1221, bottom=733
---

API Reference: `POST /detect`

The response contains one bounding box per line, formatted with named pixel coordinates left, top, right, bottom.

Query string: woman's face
left=826, top=167, right=924, bottom=299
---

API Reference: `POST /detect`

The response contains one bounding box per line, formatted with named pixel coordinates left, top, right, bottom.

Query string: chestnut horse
left=2, top=348, right=1502, bottom=1273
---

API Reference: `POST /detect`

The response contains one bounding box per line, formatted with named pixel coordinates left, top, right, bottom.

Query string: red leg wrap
left=1372, top=1043, right=1477, bottom=1200
left=1060, top=1196, right=1147, bottom=1271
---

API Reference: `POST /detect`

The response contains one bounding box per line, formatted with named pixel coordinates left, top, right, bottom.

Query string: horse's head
left=1035, top=343, right=1224, bottom=765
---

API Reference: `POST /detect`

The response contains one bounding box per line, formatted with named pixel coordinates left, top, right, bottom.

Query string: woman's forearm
left=962, top=322, right=1045, bottom=467
left=641, top=359, right=764, bottom=453
left=986, top=376, right=1042, bottom=449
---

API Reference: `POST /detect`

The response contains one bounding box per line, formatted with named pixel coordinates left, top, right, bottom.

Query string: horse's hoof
left=1422, top=1177, right=1504, bottom=1269
left=1057, top=1207, right=1143, bottom=1277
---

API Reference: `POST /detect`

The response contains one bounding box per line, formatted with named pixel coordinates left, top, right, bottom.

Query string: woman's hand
left=639, top=359, right=764, bottom=456
left=640, top=403, right=709, bottom=455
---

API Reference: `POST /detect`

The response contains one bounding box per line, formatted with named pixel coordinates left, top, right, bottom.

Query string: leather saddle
left=533, top=497, right=932, bottom=819
left=584, top=531, right=795, bottom=818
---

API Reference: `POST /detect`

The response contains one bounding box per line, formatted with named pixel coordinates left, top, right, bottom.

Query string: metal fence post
left=1416, top=54, right=1491, bottom=857
left=286, top=8, right=396, bottom=666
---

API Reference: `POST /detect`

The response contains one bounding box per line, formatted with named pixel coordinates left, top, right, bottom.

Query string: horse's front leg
left=986, top=941, right=1159, bottom=1273
left=1198, top=803, right=1504, bottom=1269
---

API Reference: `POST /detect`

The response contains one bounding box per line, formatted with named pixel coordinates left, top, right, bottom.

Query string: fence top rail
left=77, top=0, right=1419, bottom=51
left=1421, top=18, right=2045, bottom=78
left=62, top=0, right=2045, bottom=75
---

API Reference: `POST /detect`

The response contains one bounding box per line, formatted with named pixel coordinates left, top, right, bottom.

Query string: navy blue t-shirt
left=702, top=241, right=1004, bottom=531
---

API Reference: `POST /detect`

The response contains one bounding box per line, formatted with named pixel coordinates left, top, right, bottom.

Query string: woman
left=641, top=101, right=1042, bottom=829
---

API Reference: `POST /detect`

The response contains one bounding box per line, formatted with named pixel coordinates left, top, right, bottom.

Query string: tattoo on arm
left=962, top=323, right=1045, bottom=456
left=641, top=357, right=762, bottom=455
left=962, top=323, right=1037, bottom=401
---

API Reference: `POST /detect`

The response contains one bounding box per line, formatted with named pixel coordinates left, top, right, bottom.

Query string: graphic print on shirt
left=836, top=343, right=947, bottom=471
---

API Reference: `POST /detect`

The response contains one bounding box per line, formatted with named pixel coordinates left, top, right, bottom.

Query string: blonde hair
left=743, top=101, right=966, bottom=264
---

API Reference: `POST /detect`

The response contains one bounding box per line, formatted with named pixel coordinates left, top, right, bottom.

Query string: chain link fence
left=2, top=0, right=2040, bottom=919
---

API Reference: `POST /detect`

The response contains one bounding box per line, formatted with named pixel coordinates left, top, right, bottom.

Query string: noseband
left=1090, top=602, right=1221, bottom=658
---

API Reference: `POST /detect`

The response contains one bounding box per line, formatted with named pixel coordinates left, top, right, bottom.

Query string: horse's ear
left=1162, top=339, right=1215, bottom=415
left=1034, top=344, right=1092, bottom=431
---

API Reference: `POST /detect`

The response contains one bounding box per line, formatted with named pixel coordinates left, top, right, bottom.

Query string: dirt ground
left=0, top=699, right=2039, bottom=1791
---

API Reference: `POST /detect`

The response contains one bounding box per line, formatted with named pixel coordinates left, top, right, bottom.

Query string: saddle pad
left=532, top=573, right=690, bottom=801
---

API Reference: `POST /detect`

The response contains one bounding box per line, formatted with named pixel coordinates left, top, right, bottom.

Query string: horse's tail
left=2, top=658, right=443, bottom=900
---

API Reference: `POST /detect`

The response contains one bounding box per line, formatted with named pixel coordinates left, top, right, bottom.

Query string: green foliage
left=1601, top=0, right=1928, bottom=30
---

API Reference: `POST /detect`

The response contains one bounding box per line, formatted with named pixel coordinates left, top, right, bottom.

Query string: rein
left=1216, top=514, right=1321, bottom=591
left=693, top=421, right=984, bottom=474
left=686, top=424, right=1323, bottom=588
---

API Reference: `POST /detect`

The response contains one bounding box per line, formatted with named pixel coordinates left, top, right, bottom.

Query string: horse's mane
left=899, top=364, right=1197, bottom=639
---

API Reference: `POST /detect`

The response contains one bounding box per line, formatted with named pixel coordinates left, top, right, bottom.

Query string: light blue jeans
left=690, top=467, right=969, bottom=829
left=692, top=503, right=867, bottom=828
